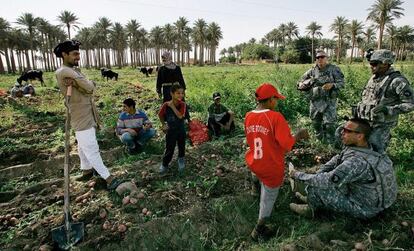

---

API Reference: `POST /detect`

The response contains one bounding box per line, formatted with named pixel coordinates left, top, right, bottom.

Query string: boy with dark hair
left=208, top=92, right=235, bottom=137
left=116, top=98, right=156, bottom=154
left=158, top=83, right=187, bottom=174
left=244, top=83, right=309, bottom=241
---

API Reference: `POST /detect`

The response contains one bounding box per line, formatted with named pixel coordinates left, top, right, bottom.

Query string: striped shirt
left=116, top=110, right=151, bottom=135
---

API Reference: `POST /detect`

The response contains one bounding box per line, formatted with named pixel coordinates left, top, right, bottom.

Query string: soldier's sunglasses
left=342, top=127, right=361, bottom=134
left=370, top=61, right=381, bottom=67
left=316, top=56, right=326, bottom=59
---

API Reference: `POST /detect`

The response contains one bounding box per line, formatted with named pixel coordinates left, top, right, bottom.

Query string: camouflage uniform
left=293, top=146, right=397, bottom=219
left=355, top=50, right=414, bottom=153
left=300, top=64, right=345, bottom=142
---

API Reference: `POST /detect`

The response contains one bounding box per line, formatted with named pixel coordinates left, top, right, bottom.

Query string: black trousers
left=208, top=112, right=235, bottom=137
left=162, top=128, right=186, bottom=167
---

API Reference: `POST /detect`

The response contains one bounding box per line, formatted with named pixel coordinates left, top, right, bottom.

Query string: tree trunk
left=4, top=47, right=11, bottom=73
left=10, top=49, right=17, bottom=73
left=0, top=53, right=4, bottom=74
left=25, top=50, right=31, bottom=70
left=377, top=23, right=384, bottom=49
left=311, top=35, right=315, bottom=63
left=67, top=24, right=71, bottom=39
left=350, top=38, right=355, bottom=63
left=194, top=44, right=198, bottom=65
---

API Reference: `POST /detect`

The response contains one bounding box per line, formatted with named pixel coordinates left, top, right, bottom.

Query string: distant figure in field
left=207, top=92, right=235, bottom=137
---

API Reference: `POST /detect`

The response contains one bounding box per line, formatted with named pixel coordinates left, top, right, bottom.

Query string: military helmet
left=370, top=49, right=395, bottom=65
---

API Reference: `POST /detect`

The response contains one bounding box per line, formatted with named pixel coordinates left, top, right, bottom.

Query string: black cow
left=17, top=70, right=44, bottom=86
left=139, top=67, right=154, bottom=77
left=100, top=68, right=118, bottom=81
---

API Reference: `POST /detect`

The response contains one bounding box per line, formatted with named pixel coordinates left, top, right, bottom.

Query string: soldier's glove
left=372, top=105, right=388, bottom=115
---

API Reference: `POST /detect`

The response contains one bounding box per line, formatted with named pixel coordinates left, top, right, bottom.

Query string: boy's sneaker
left=159, top=164, right=168, bottom=175
left=178, top=158, right=185, bottom=173
left=250, top=224, right=275, bottom=241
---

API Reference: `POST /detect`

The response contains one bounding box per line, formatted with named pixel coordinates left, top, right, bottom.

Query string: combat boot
left=289, top=203, right=313, bottom=218
left=295, top=192, right=308, bottom=203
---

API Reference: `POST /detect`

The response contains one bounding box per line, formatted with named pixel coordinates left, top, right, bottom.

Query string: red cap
left=255, top=83, right=285, bottom=101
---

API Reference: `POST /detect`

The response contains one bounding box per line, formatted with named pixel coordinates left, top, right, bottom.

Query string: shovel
left=52, top=85, right=84, bottom=250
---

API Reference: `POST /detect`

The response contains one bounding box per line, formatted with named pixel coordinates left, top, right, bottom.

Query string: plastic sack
left=188, top=119, right=209, bottom=146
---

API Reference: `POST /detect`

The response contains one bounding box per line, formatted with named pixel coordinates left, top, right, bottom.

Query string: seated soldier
left=289, top=118, right=397, bottom=219
left=116, top=98, right=156, bottom=154
left=207, top=92, right=235, bottom=137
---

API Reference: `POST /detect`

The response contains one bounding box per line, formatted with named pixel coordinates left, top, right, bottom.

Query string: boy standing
left=244, top=83, right=309, bottom=241
left=158, top=83, right=187, bottom=174
left=208, top=92, right=235, bottom=137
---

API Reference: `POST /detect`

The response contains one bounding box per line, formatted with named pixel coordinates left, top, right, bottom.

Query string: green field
left=0, top=64, right=413, bottom=250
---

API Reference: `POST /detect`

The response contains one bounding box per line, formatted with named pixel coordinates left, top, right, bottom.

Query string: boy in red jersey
left=245, top=83, right=309, bottom=241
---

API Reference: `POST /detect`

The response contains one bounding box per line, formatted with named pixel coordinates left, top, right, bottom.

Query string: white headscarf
left=162, top=51, right=176, bottom=70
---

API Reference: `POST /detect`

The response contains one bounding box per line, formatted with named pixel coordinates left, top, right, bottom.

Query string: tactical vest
left=349, top=147, right=397, bottom=209
left=356, top=71, right=404, bottom=123
left=308, top=65, right=339, bottom=100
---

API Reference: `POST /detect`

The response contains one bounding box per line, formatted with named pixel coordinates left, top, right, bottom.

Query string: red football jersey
left=244, top=109, right=295, bottom=188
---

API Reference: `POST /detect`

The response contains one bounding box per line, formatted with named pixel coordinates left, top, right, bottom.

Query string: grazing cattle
left=100, top=68, right=118, bottom=81
left=139, top=67, right=154, bottom=77
left=17, top=70, right=44, bottom=86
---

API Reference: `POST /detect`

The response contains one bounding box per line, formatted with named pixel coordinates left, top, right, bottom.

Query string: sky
left=1, top=0, right=413, bottom=53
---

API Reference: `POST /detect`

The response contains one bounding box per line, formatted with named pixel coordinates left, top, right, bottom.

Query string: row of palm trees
left=0, top=12, right=223, bottom=74
left=221, top=0, right=412, bottom=63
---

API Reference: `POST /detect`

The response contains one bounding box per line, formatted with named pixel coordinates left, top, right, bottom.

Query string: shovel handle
left=66, top=85, right=72, bottom=97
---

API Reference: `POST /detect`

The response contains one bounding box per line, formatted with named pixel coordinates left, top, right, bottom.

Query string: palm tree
left=278, top=23, right=288, bottom=45
left=174, top=17, right=190, bottom=65
left=16, top=13, right=38, bottom=69
left=150, top=26, right=163, bottom=65
left=386, top=24, right=398, bottom=51
left=110, top=23, right=128, bottom=68
left=162, top=24, right=176, bottom=53
left=367, top=0, right=404, bottom=49
left=57, top=10, right=80, bottom=39
left=126, top=19, right=140, bottom=66
left=75, top=27, right=93, bottom=68
left=395, top=25, right=414, bottom=60
left=286, top=22, right=299, bottom=42
left=348, top=20, right=364, bottom=62
left=93, top=17, right=112, bottom=68
left=193, top=19, right=207, bottom=65
left=306, top=21, right=323, bottom=62
left=0, top=18, right=11, bottom=73
left=36, top=18, right=52, bottom=70
left=330, top=16, right=349, bottom=63
left=206, top=22, right=222, bottom=64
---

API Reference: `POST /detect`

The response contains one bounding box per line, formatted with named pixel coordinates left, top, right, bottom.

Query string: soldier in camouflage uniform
left=298, top=50, right=345, bottom=143
left=289, top=118, right=397, bottom=219
left=354, top=49, right=414, bottom=153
